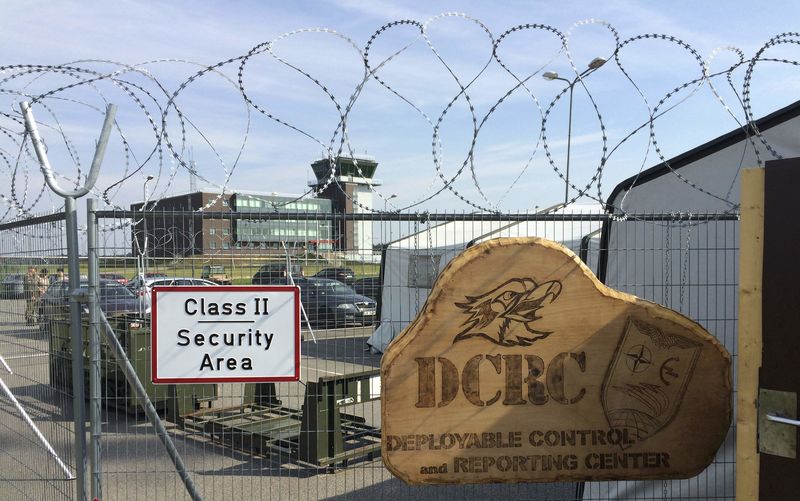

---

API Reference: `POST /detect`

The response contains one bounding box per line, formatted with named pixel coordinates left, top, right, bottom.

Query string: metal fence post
left=86, top=198, right=102, bottom=500
left=21, top=99, right=205, bottom=501
left=64, top=196, right=88, bottom=499
left=21, top=100, right=116, bottom=501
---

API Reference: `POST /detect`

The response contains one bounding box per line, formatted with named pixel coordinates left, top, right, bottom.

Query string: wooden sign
left=381, top=238, right=731, bottom=484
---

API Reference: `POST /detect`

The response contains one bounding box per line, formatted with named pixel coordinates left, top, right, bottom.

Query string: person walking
left=23, top=266, right=38, bottom=325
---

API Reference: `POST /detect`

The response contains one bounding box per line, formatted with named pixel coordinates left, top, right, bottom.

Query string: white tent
left=584, top=101, right=800, bottom=500
left=366, top=204, right=604, bottom=353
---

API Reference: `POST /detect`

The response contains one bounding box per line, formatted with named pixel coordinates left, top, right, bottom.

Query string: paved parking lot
left=0, top=300, right=576, bottom=500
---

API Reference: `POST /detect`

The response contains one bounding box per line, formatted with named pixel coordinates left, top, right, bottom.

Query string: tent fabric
left=608, top=100, right=800, bottom=215
left=584, top=102, right=800, bottom=500
left=367, top=205, right=604, bottom=353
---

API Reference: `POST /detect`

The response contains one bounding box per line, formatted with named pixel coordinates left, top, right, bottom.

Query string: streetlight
left=543, top=57, right=607, bottom=204
left=384, top=194, right=398, bottom=246
left=384, top=193, right=398, bottom=212
left=142, top=175, right=155, bottom=275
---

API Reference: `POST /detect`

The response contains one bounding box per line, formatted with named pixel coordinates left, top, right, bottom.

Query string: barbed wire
left=0, top=15, right=798, bottom=234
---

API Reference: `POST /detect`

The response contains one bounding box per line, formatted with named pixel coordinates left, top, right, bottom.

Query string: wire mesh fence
left=585, top=215, right=739, bottom=500
left=0, top=212, right=75, bottom=501
left=0, top=208, right=738, bottom=500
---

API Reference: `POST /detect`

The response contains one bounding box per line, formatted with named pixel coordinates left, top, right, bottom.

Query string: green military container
left=48, top=316, right=76, bottom=392
left=48, top=314, right=216, bottom=415
left=201, top=265, right=231, bottom=285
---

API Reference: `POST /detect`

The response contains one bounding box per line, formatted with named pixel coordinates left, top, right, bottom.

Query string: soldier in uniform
left=34, top=269, right=50, bottom=322
left=23, top=266, right=38, bottom=325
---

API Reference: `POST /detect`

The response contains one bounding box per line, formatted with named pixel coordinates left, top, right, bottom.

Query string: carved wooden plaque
left=382, top=238, right=731, bottom=484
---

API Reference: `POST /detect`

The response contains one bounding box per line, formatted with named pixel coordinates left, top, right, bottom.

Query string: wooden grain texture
left=737, top=168, right=763, bottom=501
left=382, top=237, right=731, bottom=484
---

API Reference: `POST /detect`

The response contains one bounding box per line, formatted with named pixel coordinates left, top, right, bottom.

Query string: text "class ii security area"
left=177, top=297, right=275, bottom=371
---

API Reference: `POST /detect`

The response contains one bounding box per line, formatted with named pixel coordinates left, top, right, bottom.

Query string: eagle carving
left=454, top=277, right=562, bottom=346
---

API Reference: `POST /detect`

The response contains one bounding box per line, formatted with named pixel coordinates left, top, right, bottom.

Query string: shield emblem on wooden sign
left=602, top=319, right=702, bottom=448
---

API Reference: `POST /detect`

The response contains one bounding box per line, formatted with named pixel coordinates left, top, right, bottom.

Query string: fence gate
left=0, top=208, right=739, bottom=500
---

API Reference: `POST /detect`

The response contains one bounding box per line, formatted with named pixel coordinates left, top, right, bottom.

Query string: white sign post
left=152, top=286, right=300, bottom=383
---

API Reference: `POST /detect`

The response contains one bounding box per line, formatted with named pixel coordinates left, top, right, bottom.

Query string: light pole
left=384, top=193, right=397, bottom=212
left=384, top=194, right=398, bottom=247
left=543, top=56, right=606, bottom=204
left=142, top=175, right=155, bottom=275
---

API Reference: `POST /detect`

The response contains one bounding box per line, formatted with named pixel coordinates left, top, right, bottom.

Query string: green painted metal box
left=47, top=314, right=216, bottom=414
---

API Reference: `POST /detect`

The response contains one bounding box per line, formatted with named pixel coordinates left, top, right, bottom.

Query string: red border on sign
left=151, top=285, right=301, bottom=384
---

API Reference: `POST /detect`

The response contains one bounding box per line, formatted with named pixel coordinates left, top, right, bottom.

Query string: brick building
left=131, top=156, right=380, bottom=257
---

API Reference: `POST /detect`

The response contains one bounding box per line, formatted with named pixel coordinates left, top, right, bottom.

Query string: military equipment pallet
left=177, top=369, right=382, bottom=468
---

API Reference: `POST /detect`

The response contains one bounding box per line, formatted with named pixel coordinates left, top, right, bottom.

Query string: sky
left=1, top=0, right=799, bottom=217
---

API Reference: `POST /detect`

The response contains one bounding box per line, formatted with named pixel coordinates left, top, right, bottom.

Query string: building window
left=223, top=228, right=229, bottom=236
left=209, top=242, right=216, bottom=249
left=223, top=242, right=230, bottom=250
left=209, top=228, right=216, bottom=236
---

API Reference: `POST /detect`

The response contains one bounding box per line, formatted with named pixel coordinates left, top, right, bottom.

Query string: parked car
left=126, top=273, right=168, bottom=294
left=0, top=274, right=25, bottom=299
left=129, top=276, right=217, bottom=298
left=99, top=272, right=128, bottom=285
left=39, top=278, right=149, bottom=323
left=252, top=263, right=304, bottom=285
left=296, top=277, right=376, bottom=327
left=314, top=267, right=355, bottom=286
left=201, top=265, right=231, bottom=285
left=353, top=276, right=381, bottom=300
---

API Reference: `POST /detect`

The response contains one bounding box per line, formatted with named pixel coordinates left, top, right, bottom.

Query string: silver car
left=129, top=276, right=218, bottom=299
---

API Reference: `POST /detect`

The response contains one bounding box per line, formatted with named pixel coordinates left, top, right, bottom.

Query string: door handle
left=766, top=414, right=800, bottom=427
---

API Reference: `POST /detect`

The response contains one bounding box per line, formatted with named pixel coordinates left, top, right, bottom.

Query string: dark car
left=0, top=274, right=25, bottom=299
left=252, top=263, right=304, bottom=285
left=296, top=277, right=376, bottom=327
left=314, top=267, right=355, bottom=286
left=39, top=278, right=149, bottom=323
left=353, top=276, right=381, bottom=300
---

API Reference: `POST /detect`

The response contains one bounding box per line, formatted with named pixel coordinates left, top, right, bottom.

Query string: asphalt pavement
left=0, top=303, right=577, bottom=500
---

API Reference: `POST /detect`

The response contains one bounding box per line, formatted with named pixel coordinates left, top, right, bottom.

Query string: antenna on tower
left=189, top=162, right=197, bottom=193
left=188, top=147, right=197, bottom=193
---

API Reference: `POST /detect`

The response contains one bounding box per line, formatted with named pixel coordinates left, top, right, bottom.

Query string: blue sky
left=1, top=0, right=799, bottom=216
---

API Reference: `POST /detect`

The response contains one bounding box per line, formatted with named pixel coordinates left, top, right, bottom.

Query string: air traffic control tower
left=310, top=155, right=380, bottom=255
